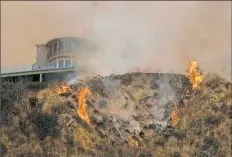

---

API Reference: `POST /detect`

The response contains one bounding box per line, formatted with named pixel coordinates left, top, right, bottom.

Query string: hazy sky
left=1, top=1, right=96, bottom=72
left=1, top=1, right=231, bottom=80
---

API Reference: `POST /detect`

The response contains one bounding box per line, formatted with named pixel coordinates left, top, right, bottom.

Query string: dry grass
left=0, top=73, right=231, bottom=157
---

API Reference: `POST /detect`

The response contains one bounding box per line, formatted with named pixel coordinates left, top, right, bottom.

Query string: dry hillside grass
left=0, top=73, right=231, bottom=157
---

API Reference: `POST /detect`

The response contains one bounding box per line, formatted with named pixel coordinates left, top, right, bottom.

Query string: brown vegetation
left=0, top=73, right=231, bottom=157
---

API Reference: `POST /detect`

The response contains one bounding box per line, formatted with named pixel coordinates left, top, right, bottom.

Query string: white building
left=32, top=37, right=95, bottom=70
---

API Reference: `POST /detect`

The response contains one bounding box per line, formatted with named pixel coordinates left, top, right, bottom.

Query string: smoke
left=70, top=1, right=231, bottom=126
left=100, top=77, right=132, bottom=120
left=95, top=74, right=178, bottom=130
left=75, top=1, right=231, bottom=81
left=2, top=1, right=231, bottom=81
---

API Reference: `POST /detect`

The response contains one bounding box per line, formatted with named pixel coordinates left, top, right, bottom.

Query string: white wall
left=36, top=44, right=48, bottom=65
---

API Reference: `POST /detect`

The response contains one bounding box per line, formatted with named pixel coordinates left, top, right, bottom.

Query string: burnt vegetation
left=0, top=73, right=231, bottom=157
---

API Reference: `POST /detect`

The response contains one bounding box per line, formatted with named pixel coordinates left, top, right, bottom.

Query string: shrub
left=26, top=82, right=48, bottom=91
left=32, top=112, right=59, bottom=140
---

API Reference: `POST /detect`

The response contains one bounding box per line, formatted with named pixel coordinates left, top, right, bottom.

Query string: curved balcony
left=45, top=37, right=93, bottom=61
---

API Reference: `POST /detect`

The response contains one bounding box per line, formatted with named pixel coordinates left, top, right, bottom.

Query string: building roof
left=45, top=36, right=88, bottom=46
left=44, top=36, right=98, bottom=53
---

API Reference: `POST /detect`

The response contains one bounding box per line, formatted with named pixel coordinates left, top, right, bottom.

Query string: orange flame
left=56, top=84, right=71, bottom=94
left=170, top=110, right=179, bottom=126
left=186, top=61, right=205, bottom=90
left=76, top=87, right=91, bottom=124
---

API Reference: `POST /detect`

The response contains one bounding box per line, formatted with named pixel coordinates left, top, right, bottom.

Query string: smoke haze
left=1, top=1, right=231, bottom=81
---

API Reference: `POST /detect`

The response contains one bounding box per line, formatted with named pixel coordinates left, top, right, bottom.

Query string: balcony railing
left=32, top=63, right=75, bottom=71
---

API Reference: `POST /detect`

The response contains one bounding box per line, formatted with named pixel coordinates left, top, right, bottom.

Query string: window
left=51, top=45, right=54, bottom=56
left=49, top=64, right=52, bottom=69
left=49, top=63, right=56, bottom=69
left=73, top=43, right=76, bottom=52
left=47, top=52, right=52, bottom=60
left=65, top=60, right=71, bottom=68
left=71, top=43, right=74, bottom=52
left=53, top=43, right=57, bottom=56
left=73, top=43, right=80, bottom=52
left=48, top=45, right=52, bottom=54
left=58, top=41, right=63, bottom=54
left=66, top=43, right=71, bottom=53
left=63, top=42, right=66, bottom=53
left=52, top=63, right=57, bottom=69
left=58, top=60, right=65, bottom=69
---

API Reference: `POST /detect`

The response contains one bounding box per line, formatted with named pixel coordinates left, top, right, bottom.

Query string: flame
left=56, top=83, right=71, bottom=94
left=186, top=61, right=205, bottom=90
left=170, top=110, right=179, bottom=126
left=76, top=87, right=91, bottom=124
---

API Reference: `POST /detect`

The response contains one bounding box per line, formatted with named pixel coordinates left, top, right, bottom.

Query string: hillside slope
left=0, top=72, right=231, bottom=157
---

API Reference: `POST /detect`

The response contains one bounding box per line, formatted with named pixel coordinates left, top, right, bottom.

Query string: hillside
left=1, top=68, right=232, bottom=156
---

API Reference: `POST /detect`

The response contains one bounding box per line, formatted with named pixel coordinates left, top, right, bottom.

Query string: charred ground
left=0, top=72, right=231, bottom=157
